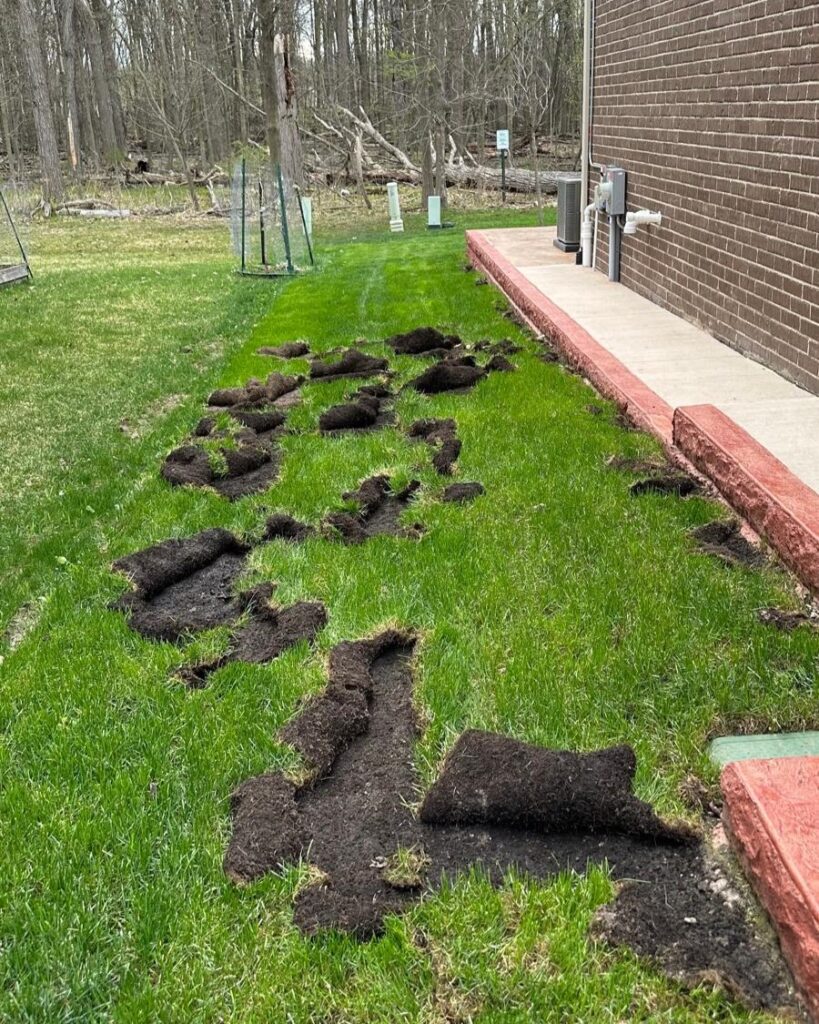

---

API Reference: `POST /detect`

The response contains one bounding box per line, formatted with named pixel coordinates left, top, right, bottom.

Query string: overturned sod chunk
left=309, top=349, right=389, bottom=381
left=224, top=773, right=308, bottom=883
left=263, top=513, right=315, bottom=543
left=325, top=475, right=423, bottom=544
left=385, top=326, right=461, bottom=355
left=208, top=373, right=302, bottom=408
left=420, top=732, right=692, bottom=843
left=111, top=528, right=249, bottom=642
left=407, top=418, right=461, bottom=474
left=442, top=482, right=484, bottom=503
left=485, top=353, right=516, bottom=372
left=691, top=519, right=768, bottom=568
left=161, top=442, right=280, bottom=500
left=408, top=360, right=485, bottom=394
left=319, top=385, right=393, bottom=433
left=257, top=341, right=310, bottom=358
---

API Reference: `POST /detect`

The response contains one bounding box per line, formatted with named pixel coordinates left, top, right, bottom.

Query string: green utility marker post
left=276, top=163, right=294, bottom=274
left=496, top=129, right=509, bottom=205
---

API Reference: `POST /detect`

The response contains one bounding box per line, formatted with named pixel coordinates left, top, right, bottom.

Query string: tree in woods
left=0, top=0, right=582, bottom=202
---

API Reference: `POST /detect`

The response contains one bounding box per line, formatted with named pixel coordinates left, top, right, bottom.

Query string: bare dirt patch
left=757, top=607, right=819, bottom=632
left=326, top=475, right=424, bottom=544
left=223, top=636, right=797, bottom=1013
left=691, top=520, right=768, bottom=568
left=407, top=418, right=461, bottom=475
left=178, top=583, right=327, bottom=688
left=264, top=513, right=315, bottom=543
left=111, top=529, right=249, bottom=641
left=208, top=373, right=303, bottom=408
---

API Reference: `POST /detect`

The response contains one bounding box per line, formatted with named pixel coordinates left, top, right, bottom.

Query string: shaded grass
left=0, top=206, right=816, bottom=1022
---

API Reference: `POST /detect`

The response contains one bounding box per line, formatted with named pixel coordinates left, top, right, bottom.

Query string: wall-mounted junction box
left=602, top=166, right=626, bottom=216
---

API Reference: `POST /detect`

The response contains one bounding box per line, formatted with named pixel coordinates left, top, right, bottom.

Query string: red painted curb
left=722, top=757, right=819, bottom=1020
left=466, top=231, right=675, bottom=443
left=674, top=405, right=819, bottom=594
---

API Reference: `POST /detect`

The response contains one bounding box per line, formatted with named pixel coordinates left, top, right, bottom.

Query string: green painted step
left=710, top=731, right=819, bottom=767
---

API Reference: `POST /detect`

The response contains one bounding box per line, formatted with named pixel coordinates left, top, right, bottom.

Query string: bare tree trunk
left=76, top=0, right=118, bottom=162
left=59, top=0, right=82, bottom=175
left=17, top=0, right=64, bottom=202
left=258, top=0, right=281, bottom=176
left=274, top=31, right=303, bottom=186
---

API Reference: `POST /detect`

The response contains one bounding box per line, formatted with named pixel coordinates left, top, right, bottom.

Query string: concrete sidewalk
left=468, top=225, right=819, bottom=595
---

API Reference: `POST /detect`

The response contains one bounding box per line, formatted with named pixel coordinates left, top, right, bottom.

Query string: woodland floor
left=1, top=198, right=818, bottom=1022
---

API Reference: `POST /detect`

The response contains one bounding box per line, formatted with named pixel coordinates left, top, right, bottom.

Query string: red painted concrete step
left=722, top=757, right=819, bottom=1020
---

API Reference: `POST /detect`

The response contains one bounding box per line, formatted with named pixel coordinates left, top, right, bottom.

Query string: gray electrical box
left=554, top=177, right=581, bottom=252
left=603, top=166, right=627, bottom=216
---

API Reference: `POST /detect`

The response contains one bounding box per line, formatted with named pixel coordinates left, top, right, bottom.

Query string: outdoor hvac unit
left=554, top=177, right=581, bottom=253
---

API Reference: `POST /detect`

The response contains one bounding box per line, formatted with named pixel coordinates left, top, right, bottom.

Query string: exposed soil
left=691, top=520, right=768, bottom=568
left=223, top=637, right=797, bottom=1013
left=630, top=474, right=700, bottom=498
left=539, top=349, right=560, bottom=364
left=585, top=403, right=604, bottom=415
left=319, top=385, right=394, bottom=433
left=408, top=360, right=486, bottom=394
left=757, top=606, right=819, bottom=631
left=326, top=475, right=424, bottom=544
left=162, top=441, right=281, bottom=500
left=208, top=373, right=302, bottom=408
left=442, top=482, right=484, bottom=502
left=484, top=353, right=516, bottom=373
left=257, top=341, right=310, bottom=358
left=264, top=513, right=315, bottom=543
left=473, top=339, right=522, bottom=356
left=178, top=583, right=327, bottom=688
left=309, top=349, right=389, bottom=382
left=407, top=418, right=461, bottom=475
left=195, top=409, right=286, bottom=435
left=111, top=528, right=249, bottom=641
left=385, top=327, right=462, bottom=356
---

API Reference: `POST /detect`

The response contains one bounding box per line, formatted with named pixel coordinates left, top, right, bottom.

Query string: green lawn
left=1, top=204, right=817, bottom=1022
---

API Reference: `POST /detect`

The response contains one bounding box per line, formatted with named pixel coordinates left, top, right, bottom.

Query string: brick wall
left=591, top=0, right=819, bottom=393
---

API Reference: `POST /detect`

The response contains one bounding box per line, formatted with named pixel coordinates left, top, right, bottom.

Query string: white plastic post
left=387, top=182, right=404, bottom=232
left=427, top=195, right=441, bottom=228
left=301, top=196, right=313, bottom=241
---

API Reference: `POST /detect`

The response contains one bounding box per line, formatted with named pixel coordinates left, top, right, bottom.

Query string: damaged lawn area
left=2, top=209, right=819, bottom=1022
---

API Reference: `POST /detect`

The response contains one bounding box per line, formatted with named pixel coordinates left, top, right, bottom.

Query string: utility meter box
left=603, top=166, right=626, bottom=216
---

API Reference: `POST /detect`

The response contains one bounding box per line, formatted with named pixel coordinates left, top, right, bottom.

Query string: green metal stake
left=500, top=148, right=506, bottom=204
left=240, top=158, right=246, bottom=274
left=276, top=163, right=294, bottom=274
left=258, top=179, right=267, bottom=267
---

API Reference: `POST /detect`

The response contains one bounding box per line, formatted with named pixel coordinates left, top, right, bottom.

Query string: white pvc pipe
left=581, top=201, right=595, bottom=267
left=580, top=0, right=592, bottom=211
left=623, top=209, right=663, bottom=235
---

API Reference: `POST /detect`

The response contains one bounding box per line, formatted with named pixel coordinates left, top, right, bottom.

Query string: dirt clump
left=606, top=454, right=671, bottom=475
left=111, top=528, right=249, bottom=641
left=162, top=440, right=281, bottom=500
left=485, top=353, right=516, bottom=373
left=691, top=520, right=768, bottom=568
left=408, top=360, right=485, bottom=394
left=179, top=583, right=327, bottom=688
left=264, top=513, right=315, bottom=543
left=309, top=349, right=389, bottom=381
left=630, top=474, right=700, bottom=498
left=442, top=482, right=485, bottom=503
left=473, top=339, right=522, bottom=356
left=385, top=327, right=462, bottom=356
left=208, top=372, right=302, bottom=408
left=257, top=341, right=310, bottom=358
left=757, top=606, right=818, bottom=631
left=319, top=385, right=394, bottom=433
left=407, top=418, right=461, bottom=475
left=222, top=637, right=798, bottom=1012
left=326, top=475, right=423, bottom=544
left=420, top=732, right=692, bottom=843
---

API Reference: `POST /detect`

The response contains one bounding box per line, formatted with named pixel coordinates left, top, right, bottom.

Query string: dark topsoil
left=223, top=635, right=797, bottom=1013
left=111, top=529, right=250, bottom=642
left=326, top=475, right=424, bottom=544
left=442, top=482, right=484, bottom=503
left=385, top=326, right=462, bottom=356
left=408, top=360, right=486, bottom=395
left=407, top=418, right=461, bottom=475
left=691, top=520, right=768, bottom=568
left=319, top=385, right=394, bottom=433
left=630, top=473, right=701, bottom=498
left=178, top=583, right=327, bottom=688
left=309, top=349, right=389, bottom=382
left=758, top=606, right=818, bottom=631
